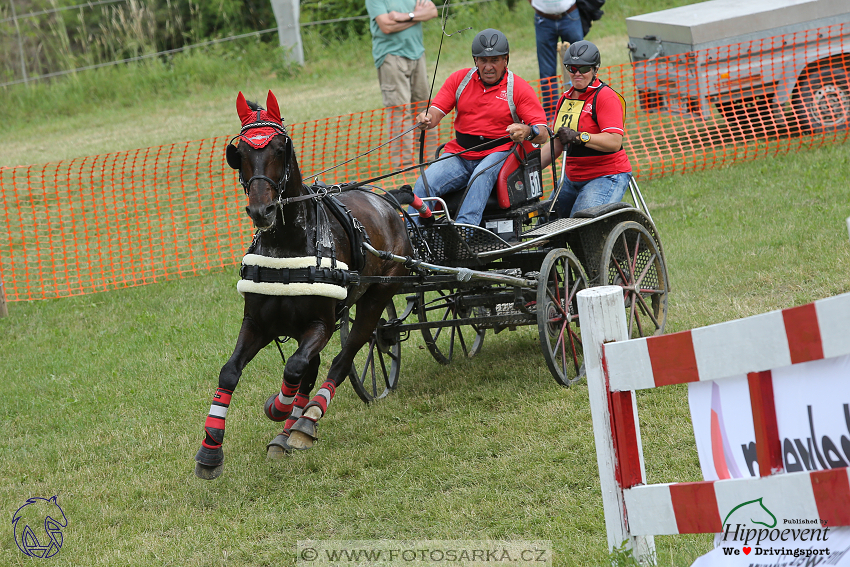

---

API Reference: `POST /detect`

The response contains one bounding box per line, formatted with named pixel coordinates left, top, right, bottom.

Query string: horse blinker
left=226, top=142, right=242, bottom=170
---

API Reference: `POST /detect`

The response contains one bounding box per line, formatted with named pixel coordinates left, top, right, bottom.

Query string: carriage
left=194, top=90, right=670, bottom=479
left=341, top=142, right=670, bottom=401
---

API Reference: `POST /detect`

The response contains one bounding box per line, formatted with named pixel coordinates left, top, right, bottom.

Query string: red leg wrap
left=283, top=393, right=309, bottom=433
left=202, top=387, right=232, bottom=449
left=304, top=381, right=336, bottom=420
left=273, top=381, right=300, bottom=414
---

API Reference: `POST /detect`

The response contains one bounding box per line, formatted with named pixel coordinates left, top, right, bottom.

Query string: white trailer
left=627, top=0, right=850, bottom=132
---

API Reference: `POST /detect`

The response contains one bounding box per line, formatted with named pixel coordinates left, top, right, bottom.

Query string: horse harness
left=229, top=112, right=371, bottom=309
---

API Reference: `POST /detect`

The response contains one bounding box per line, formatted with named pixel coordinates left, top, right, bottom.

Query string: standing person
left=413, top=29, right=549, bottom=228
left=541, top=40, right=632, bottom=217
left=366, top=0, right=439, bottom=168
left=527, top=0, right=583, bottom=119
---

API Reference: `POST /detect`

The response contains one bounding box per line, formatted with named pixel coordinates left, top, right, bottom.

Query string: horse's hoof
left=266, top=433, right=293, bottom=459
left=290, top=416, right=318, bottom=439
left=195, top=462, right=224, bottom=480
left=195, top=445, right=224, bottom=467
left=287, top=430, right=315, bottom=450
left=264, top=394, right=290, bottom=422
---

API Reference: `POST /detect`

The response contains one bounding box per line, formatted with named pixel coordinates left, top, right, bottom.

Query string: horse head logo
left=12, top=496, right=67, bottom=558
left=723, top=497, right=777, bottom=529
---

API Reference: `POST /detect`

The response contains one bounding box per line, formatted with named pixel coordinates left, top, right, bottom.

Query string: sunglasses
left=565, top=65, right=594, bottom=74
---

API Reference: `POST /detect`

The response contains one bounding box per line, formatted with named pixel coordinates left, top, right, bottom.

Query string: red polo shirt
left=554, top=79, right=631, bottom=182
left=431, top=68, right=547, bottom=160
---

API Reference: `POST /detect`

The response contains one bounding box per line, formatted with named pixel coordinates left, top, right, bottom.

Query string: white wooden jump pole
left=577, top=286, right=656, bottom=563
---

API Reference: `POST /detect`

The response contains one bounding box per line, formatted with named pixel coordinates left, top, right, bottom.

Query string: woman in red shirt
left=541, top=40, right=633, bottom=217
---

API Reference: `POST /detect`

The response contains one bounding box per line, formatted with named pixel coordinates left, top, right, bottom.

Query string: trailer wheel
left=792, top=65, right=850, bottom=133
left=340, top=301, right=401, bottom=403
left=536, top=248, right=587, bottom=387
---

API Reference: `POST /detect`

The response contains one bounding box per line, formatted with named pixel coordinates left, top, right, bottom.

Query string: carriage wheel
left=339, top=302, right=401, bottom=403
left=599, top=221, right=669, bottom=339
left=417, top=289, right=485, bottom=365
left=536, top=248, right=588, bottom=387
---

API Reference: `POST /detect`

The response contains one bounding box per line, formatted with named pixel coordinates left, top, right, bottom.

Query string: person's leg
left=558, top=9, right=584, bottom=44
left=569, top=172, right=631, bottom=216
left=555, top=176, right=582, bottom=218
left=412, top=153, right=473, bottom=222
left=454, top=150, right=510, bottom=226
left=409, top=55, right=436, bottom=163
left=378, top=54, right=413, bottom=168
left=535, top=15, right=560, bottom=119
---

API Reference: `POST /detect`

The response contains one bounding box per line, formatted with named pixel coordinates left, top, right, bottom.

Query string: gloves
left=557, top=127, right=581, bottom=145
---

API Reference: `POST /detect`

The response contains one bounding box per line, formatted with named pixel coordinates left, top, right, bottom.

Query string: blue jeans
left=413, top=151, right=510, bottom=226
left=535, top=11, right=583, bottom=118
left=555, top=173, right=631, bottom=218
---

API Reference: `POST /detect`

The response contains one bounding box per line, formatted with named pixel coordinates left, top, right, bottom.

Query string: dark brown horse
left=195, top=90, right=412, bottom=479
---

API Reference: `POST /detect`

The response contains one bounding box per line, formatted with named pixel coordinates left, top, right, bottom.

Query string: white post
left=577, top=286, right=656, bottom=564
left=270, top=0, right=304, bottom=66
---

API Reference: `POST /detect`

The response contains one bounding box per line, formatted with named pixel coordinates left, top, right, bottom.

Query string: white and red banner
left=688, top=354, right=850, bottom=481
left=687, top=353, right=850, bottom=566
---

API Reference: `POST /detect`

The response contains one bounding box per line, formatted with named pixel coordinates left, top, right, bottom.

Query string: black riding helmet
left=472, top=28, right=510, bottom=58
left=565, top=40, right=601, bottom=68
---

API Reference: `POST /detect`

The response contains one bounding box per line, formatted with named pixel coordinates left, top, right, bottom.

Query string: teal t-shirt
left=366, top=0, right=425, bottom=68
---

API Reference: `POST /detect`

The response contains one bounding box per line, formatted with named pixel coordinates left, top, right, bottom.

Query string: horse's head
left=226, top=90, right=292, bottom=231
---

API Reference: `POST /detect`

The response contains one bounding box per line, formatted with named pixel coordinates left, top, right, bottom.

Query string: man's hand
left=557, top=127, right=582, bottom=145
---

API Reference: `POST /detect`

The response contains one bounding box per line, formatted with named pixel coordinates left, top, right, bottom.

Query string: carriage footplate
left=419, top=223, right=511, bottom=261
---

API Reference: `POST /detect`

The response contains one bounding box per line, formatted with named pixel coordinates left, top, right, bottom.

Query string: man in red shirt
left=413, top=29, right=549, bottom=227
left=541, top=40, right=632, bottom=217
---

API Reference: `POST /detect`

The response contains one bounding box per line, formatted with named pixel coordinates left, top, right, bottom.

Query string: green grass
left=2, top=140, right=848, bottom=566
left=2, top=0, right=850, bottom=565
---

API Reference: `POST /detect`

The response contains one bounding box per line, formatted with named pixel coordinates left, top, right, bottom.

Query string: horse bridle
left=228, top=113, right=291, bottom=202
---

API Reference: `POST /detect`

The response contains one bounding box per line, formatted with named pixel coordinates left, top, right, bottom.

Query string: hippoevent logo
left=720, top=497, right=832, bottom=559
left=12, top=496, right=67, bottom=559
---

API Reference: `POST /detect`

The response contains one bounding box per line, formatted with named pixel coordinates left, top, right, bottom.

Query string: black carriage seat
left=572, top=201, right=632, bottom=218
left=435, top=141, right=546, bottom=222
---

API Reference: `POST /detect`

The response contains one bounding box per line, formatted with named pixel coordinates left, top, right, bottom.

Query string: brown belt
left=534, top=4, right=577, bottom=20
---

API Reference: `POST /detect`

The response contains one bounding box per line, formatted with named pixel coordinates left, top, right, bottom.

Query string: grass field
left=2, top=1, right=850, bottom=565
left=2, top=140, right=848, bottom=566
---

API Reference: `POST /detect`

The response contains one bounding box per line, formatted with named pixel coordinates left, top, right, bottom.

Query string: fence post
left=9, top=0, right=29, bottom=84
left=577, top=286, right=656, bottom=564
left=0, top=282, right=8, bottom=318
left=270, top=0, right=305, bottom=66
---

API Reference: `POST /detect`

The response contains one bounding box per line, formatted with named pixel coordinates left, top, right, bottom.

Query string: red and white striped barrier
left=604, top=294, right=850, bottom=392
left=576, top=287, right=850, bottom=563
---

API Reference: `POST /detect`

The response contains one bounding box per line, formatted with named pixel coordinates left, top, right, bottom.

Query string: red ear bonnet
left=265, top=90, right=282, bottom=124
left=235, top=90, right=285, bottom=149
left=236, top=91, right=253, bottom=125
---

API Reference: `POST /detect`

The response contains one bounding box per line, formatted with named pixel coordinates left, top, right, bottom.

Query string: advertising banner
left=688, top=354, right=850, bottom=480
left=688, top=354, right=850, bottom=566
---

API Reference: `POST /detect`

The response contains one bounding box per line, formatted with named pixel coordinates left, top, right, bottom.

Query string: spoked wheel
left=536, top=248, right=588, bottom=387
left=339, top=302, right=401, bottom=403
left=599, top=221, right=669, bottom=339
left=417, top=289, right=485, bottom=364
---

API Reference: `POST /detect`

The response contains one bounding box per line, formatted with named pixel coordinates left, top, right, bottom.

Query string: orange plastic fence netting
left=1, top=24, right=848, bottom=303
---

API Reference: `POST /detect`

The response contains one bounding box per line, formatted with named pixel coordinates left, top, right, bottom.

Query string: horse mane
left=246, top=100, right=265, bottom=111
